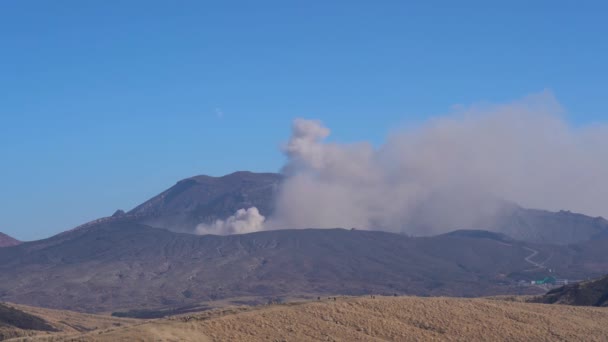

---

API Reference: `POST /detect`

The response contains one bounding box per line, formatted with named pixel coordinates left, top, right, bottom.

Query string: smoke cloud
left=196, top=207, right=266, bottom=235
left=262, top=91, right=608, bottom=235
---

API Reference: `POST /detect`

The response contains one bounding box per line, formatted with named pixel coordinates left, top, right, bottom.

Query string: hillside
left=16, top=296, right=608, bottom=341
left=0, top=222, right=573, bottom=313
left=111, top=171, right=608, bottom=245
left=533, top=275, right=608, bottom=307
left=0, top=233, right=20, bottom=248
left=2, top=220, right=608, bottom=314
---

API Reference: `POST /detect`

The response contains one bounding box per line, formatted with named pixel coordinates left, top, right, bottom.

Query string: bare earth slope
left=18, top=297, right=608, bottom=342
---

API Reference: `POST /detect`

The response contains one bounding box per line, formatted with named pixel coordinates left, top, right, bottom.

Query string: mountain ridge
left=8, top=296, right=608, bottom=341
left=0, top=232, right=20, bottom=248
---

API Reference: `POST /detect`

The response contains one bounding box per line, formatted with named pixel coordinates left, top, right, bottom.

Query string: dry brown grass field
left=5, top=295, right=608, bottom=341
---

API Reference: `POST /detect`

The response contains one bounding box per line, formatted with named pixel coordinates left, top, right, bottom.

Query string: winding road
left=523, top=246, right=553, bottom=271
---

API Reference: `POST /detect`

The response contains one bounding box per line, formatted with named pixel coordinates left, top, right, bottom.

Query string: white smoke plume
left=196, top=207, right=266, bottom=235
left=263, top=91, right=608, bottom=235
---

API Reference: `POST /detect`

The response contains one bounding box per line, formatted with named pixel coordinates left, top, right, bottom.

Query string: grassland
left=5, top=295, right=608, bottom=341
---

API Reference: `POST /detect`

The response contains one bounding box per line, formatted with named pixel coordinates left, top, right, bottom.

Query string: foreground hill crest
left=5, top=296, right=608, bottom=341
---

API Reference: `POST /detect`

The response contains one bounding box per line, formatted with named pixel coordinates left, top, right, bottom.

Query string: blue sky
left=1, top=1, right=607, bottom=240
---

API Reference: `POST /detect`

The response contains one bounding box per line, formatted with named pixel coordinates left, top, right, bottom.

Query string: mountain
left=491, top=207, right=608, bottom=245
left=5, top=221, right=598, bottom=313
left=117, top=171, right=608, bottom=245
left=533, top=274, right=608, bottom=307
left=0, top=232, right=20, bottom=248
left=127, top=171, right=281, bottom=232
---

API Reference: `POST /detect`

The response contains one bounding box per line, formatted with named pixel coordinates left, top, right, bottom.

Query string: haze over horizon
left=2, top=2, right=608, bottom=240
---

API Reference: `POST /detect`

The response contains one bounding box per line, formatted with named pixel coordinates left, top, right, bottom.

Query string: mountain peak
left=127, top=171, right=281, bottom=232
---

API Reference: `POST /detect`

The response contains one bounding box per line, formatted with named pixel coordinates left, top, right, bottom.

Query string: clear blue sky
left=1, top=1, right=607, bottom=240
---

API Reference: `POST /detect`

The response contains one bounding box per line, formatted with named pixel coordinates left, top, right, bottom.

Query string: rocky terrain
left=0, top=233, right=20, bottom=248
left=5, top=296, right=608, bottom=341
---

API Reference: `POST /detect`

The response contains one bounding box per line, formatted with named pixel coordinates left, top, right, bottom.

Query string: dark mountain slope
left=0, top=222, right=566, bottom=313
left=127, top=171, right=281, bottom=232
left=534, top=275, right=608, bottom=307
left=0, top=232, right=20, bottom=248
left=491, top=207, right=608, bottom=245
left=442, top=229, right=514, bottom=243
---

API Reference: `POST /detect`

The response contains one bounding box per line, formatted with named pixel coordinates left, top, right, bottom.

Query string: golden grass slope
left=8, top=296, right=608, bottom=342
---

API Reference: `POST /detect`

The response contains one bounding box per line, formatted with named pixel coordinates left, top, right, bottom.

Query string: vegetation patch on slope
left=533, top=274, right=608, bottom=306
